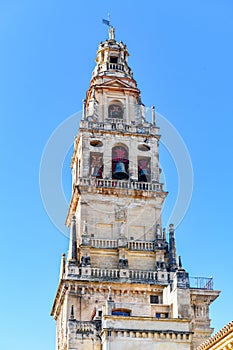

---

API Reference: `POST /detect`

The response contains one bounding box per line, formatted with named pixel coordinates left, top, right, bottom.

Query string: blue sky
left=1, top=1, right=233, bottom=349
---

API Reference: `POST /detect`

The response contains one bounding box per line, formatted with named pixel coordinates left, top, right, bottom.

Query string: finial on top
left=102, top=15, right=115, bottom=40
left=169, top=223, right=174, bottom=232
left=178, top=255, right=182, bottom=268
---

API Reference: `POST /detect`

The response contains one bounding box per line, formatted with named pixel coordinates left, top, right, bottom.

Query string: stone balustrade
left=90, top=238, right=155, bottom=251
left=102, top=329, right=192, bottom=341
left=80, top=119, right=158, bottom=136
left=128, top=241, right=154, bottom=251
left=75, top=321, right=95, bottom=334
left=129, top=270, right=158, bottom=281
left=77, top=177, right=163, bottom=192
left=90, top=238, right=118, bottom=248
left=79, top=267, right=168, bottom=284
left=90, top=267, right=120, bottom=279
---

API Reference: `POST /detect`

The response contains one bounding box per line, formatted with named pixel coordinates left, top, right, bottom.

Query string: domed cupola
left=92, top=26, right=133, bottom=79
left=84, top=26, right=142, bottom=124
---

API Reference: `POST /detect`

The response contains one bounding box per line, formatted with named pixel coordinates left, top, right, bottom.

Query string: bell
left=139, top=168, right=148, bottom=182
left=113, top=161, right=129, bottom=180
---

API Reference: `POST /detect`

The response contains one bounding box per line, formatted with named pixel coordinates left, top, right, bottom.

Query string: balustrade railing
left=77, top=177, right=163, bottom=192
left=90, top=267, right=120, bottom=279
left=83, top=120, right=154, bottom=135
left=90, top=238, right=118, bottom=249
left=107, top=63, right=123, bottom=70
left=89, top=238, right=155, bottom=251
left=79, top=267, right=167, bottom=284
left=74, top=321, right=95, bottom=334
left=128, top=241, right=154, bottom=251
left=129, top=270, right=158, bottom=281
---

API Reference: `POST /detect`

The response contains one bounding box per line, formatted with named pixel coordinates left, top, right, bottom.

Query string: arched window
left=108, top=100, right=123, bottom=119
left=138, top=157, right=151, bottom=182
left=112, top=145, right=129, bottom=180
left=90, top=152, right=103, bottom=178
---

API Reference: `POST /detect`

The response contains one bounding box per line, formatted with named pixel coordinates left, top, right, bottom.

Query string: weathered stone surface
left=51, top=26, right=220, bottom=350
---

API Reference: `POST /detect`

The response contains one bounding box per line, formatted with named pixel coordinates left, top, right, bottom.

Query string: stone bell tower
left=51, top=26, right=220, bottom=350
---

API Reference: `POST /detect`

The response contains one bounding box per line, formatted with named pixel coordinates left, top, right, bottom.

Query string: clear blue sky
left=1, top=1, right=233, bottom=349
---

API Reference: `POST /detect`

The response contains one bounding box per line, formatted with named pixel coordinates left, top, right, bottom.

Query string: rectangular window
left=155, top=312, right=169, bottom=318
left=150, top=295, right=159, bottom=304
left=110, top=56, right=118, bottom=63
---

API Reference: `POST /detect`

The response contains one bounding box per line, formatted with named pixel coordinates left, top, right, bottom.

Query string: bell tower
left=51, top=26, right=220, bottom=350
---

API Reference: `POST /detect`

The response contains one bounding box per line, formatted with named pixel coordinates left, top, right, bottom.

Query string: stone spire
left=68, top=216, right=77, bottom=263
left=59, top=253, right=66, bottom=280
left=168, top=224, right=178, bottom=271
left=152, top=106, right=155, bottom=125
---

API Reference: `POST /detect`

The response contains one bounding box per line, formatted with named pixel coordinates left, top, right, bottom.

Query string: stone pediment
left=98, top=79, right=134, bottom=89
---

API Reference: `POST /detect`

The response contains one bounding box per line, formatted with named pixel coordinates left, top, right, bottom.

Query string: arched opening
left=90, top=152, right=103, bottom=178
left=138, top=157, right=151, bottom=182
left=108, top=100, right=123, bottom=119
left=112, top=145, right=129, bottom=180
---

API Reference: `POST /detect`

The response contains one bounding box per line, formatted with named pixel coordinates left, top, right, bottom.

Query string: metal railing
left=189, top=277, right=213, bottom=290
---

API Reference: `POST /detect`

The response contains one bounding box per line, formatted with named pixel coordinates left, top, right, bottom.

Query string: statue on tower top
left=102, top=16, right=115, bottom=40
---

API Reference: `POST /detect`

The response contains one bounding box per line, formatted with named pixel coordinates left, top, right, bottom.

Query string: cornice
left=196, top=320, right=233, bottom=350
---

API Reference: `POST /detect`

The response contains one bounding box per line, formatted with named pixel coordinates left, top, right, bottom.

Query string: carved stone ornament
left=115, top=206, right=127, bottom=221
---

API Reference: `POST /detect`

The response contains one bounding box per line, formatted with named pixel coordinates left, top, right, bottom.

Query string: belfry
left=51, top=25, right=220, bottom=350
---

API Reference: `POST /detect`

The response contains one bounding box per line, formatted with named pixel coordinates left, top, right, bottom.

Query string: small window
left=110, top=56, right=118, bottom=63
left=156, top=312, right=168, bottom=319
left=112, top=308, right=131, bottom=316
left=150, top=295, right=159, bottom=304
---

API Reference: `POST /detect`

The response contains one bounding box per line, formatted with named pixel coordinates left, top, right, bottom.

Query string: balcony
left=107, top=62, right=124, bottom=70
left=90, top=238, right=156, bottom=251
left=128, top=240, right=155, bottom=251
left=189, top=276, right=213, bottom=290
left=75, top=267, right=169, bottom=285
left=76, top=177, right=163, bottom=192
left=68, top=319, right=101, bottom=335
left=90, top=238, right=118, bottom=249
left=80, top=119, right=158, bottom=136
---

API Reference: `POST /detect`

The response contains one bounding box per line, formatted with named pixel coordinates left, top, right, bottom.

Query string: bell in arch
left=113, top=161, right=129, bottom=180
left=139, top=168, right=148, bottom=182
